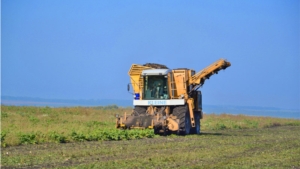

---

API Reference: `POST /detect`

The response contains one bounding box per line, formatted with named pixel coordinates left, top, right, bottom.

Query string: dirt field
left=2, top=126, right=300, bottom=169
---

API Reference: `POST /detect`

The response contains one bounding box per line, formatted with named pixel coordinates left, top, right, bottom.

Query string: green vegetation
left=1, top=105, right=300, bottom=147
left=1, top=126, right=300, bottom=168
left=0, top=105, right=157, bottom=146
left=1, top=105, right=300, bottom=168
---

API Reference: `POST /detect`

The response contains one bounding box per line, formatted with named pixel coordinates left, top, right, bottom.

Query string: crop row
left=1, top=129, right=155, bottom=147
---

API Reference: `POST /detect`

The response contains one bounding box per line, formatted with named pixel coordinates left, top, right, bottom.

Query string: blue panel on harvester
left=135, top=93, right=140, bottom=100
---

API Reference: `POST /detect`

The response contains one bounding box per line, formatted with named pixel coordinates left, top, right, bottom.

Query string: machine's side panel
left=172, top=69, right=188, bottom=98
left=128, top=64, right=153, bottom=99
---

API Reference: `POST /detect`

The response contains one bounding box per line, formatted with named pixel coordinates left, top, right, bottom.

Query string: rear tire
left=154, top=126, right=160, bottom=134
left=172, top=106, right=191, bottom=135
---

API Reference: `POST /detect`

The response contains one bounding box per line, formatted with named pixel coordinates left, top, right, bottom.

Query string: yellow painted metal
left=172, top=69, right=188, bottom=98
left=167, top=118, right=179, bottom=131
left=165, top=106, right=170, bottom=116
left=187, top=98, right=195, bottom=127
left=168, top=72, right=175, bottom=99
left=189, top=59, right=231, bottom=85
left=146, top=105, right=156, bottom=115
left=128, top=64, right=153, bottom=99
left=119, top=117, right=125, bottom=128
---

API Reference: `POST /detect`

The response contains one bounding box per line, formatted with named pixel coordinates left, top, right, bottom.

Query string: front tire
left=172, top=106, right=191, bottom=135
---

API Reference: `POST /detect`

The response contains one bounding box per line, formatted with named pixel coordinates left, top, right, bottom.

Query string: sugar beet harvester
left=116, top=59, right=231, bottom=135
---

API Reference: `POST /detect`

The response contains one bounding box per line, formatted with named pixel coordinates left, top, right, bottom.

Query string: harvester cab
left=116, top=59, right=231, bottom=135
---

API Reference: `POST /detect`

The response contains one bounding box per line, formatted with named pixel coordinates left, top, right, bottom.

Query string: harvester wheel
left=172, top=106, right=191, bottom=135
left=163, top=126, right=167, bottom=136
left=190, top=111, right=201, bottom=134
left=154, top=126, right=160, bottom=135
left=133, top=106, right=146, bottom=116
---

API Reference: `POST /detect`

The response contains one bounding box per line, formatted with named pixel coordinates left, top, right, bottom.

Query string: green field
left=1, top=105, right=300, bottom=168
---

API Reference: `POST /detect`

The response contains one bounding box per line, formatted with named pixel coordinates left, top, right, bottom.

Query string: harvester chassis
left=116, top=105, right=202, bottom=135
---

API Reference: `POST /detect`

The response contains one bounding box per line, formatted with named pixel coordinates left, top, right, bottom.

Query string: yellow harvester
left=116, top=59, right=231, bottom=135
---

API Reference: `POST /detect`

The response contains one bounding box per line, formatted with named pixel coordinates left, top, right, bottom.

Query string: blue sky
left=1, top=0, right=299, bottom=110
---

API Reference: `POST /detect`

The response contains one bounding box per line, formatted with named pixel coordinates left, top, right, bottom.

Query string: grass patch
left=1, top=105, right=300, bottom=147
left=201, top=113, right=300, bottom=131
left=1, top=105, right=300, bottom=168
left=1, top=126, right=300, bottom=168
